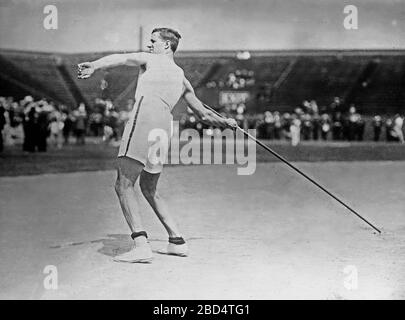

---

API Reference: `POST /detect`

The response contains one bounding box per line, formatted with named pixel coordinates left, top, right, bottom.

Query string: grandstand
left=0, top=49, right=404, bottom=115
left=0, top=51, right=77, bottom=107
left=348, top=56, right=405, bottom=114
left=270, top=55, right=369, bottom=109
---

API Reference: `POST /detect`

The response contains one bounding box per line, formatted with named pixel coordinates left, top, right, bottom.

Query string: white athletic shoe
left=158, top=243, right=189, bottom=257
left=113, top=246, right=153, bottom=263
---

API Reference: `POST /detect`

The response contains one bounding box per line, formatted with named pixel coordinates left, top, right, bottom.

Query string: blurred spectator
left=23, top=107, right=38, bottom=152
left=49, top=111, right=64, bottom=149
left=282, top=113, right=291, bottom=139
left=385, top=118, right=395, bottom=141
left=347, top=105, right=360, bottom=141
left=62, top=111, right=74, bottom=145
left=372, top=115, right=383, bottom=141
left=332, top=111, right=343, bottom=141
left=309, top=100, right=319, bottom=115
left=225, top=69, right=255, bottom=89
left=103, top=100, right=120, bottom=143
left=235, top=104, right=247, bottom=130
left=89, top=112, right=104, bottom=137
left=273, top=111, right=282, bottom=140
left=256, top=114, right=266, bottom=139
left=312, top=112, right=320, bottom=140
left=294, top=107, right=303, bottom=115
left=391, top=114, right=404, bottom=143
left=330, top=96, right=344, bottom=114
left=301, top=113, right=312, bottom=141
left=290, top=114, right=301, bottom=146
left=73, top=103, right=87, bottom=145
left=320, top=113, right=331, bottom=141
left=227, top=73, right=237, bottom=89
left=9, top=100, right=25, bottom=144
left=36, top=105, right=50, bottom=152
left=355, top=115, right=366, bottom=141
left=302, top=100, right=311, bottom=113
left=257, top=111, right=274, bottom=139
left=263, top=111, right=275, bottom=139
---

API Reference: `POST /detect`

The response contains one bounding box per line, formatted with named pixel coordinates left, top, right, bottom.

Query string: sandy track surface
left=0, top=162, right=404, bottom=299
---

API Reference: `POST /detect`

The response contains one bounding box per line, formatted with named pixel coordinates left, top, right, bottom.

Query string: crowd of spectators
left=1, top=94, right=404, bottom=153
left=0, top=95, right=72, bottom=152
left=181, top=96, right=404, bottom=145
left=206, top=69, right=255, bottom=89
left=88, top=97, right=133, bottom=144
left=0, top=96, right=133, bottom=153
left=196, top=66, right=403, bottom=146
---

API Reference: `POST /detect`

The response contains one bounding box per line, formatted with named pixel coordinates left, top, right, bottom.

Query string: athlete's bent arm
left=182, top=78, right=237, bottom=129
left=77, top=53, right=149, bottom=79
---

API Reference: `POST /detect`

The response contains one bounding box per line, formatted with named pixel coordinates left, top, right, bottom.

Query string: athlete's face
left=148, top=32, right=169, bottom=54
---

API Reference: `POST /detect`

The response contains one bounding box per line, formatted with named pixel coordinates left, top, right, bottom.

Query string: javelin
left=203, top=103, right=382, bottom=234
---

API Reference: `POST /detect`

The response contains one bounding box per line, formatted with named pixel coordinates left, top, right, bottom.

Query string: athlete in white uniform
left=117, top=52, right=185, bottom=173
left=78, top=28, right=237, bottom=263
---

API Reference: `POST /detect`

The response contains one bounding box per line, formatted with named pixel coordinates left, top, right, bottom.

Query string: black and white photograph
left=0, top=0, right=404, bottom=303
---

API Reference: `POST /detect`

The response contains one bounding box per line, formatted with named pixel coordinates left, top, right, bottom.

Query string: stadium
left=0, top=0, right=405, bottom=301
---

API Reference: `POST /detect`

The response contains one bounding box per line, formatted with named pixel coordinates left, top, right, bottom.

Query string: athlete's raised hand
left=77, top=62, right=95, bottom=79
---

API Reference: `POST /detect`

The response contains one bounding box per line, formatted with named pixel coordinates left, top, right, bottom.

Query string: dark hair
left=152, top=27, right=181, bottom=52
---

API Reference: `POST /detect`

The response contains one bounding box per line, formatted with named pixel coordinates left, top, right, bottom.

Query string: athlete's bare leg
left=139, top=170, right=188, bottom=257
left=139, top=170, right=182, bottom=238
left=113, top=156, right=152, bottom=262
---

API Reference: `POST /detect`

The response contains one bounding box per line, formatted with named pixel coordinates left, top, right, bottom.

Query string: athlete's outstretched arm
left=182, top=78, right=237, bottom=129
left=77, top=53, right=149, bottom=79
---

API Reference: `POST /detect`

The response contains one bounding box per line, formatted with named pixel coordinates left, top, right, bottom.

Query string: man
left=372, top=115, right=382, bottom=142
left=289, top=113, right=301, bottom=146
left=391, top=114, right=404, bottom=143
left=78, top=28, right=237, bottom=263
left=73, top=103, right=87, bottom=145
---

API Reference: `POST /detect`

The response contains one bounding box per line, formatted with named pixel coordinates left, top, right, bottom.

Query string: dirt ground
left=0, top=161, right=404, bottom=299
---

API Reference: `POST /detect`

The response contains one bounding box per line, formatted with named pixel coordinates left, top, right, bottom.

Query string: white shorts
left=118, top=96, right=173, bottom=174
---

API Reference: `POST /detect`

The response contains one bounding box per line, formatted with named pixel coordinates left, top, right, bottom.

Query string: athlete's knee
left=115, top=174, right=133, bottom=194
